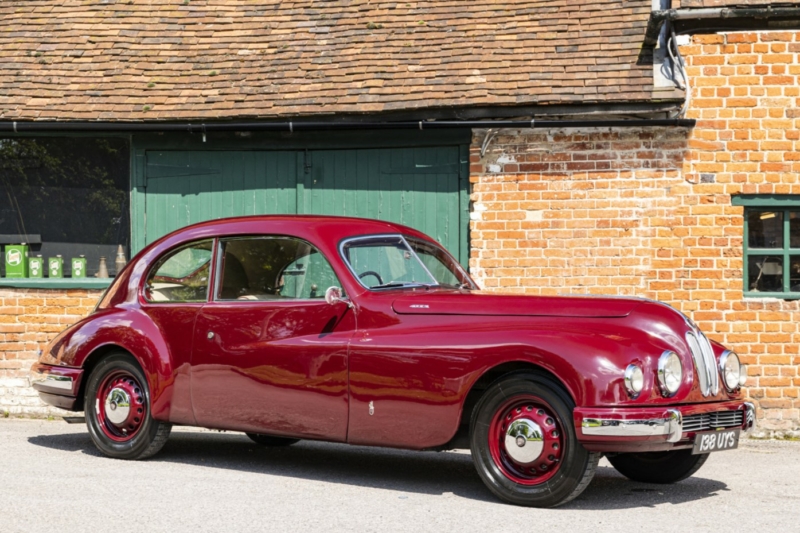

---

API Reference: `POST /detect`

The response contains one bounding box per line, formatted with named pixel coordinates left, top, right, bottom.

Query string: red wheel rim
left=95, top=370, right=146, bottom=442
left=488, top=395, right=565, bottom=485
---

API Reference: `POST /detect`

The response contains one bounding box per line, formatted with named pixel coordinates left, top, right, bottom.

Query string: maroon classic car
left=31, top=215, right=753, bottom=507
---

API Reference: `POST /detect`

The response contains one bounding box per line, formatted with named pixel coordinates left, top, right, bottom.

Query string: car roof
left=144, top=214, right=432, bottom=258
left=173, top=214, right=420, bottom=237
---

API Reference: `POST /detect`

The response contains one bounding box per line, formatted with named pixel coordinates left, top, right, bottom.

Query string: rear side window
left=144, top=240, right=213, bottom=303
left=216, top=236, right=340, bottom=301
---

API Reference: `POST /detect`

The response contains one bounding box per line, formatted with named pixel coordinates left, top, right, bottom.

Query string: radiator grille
left=682, top=410, right=743, bottom=433
left=686, top=330, right=720, bottom=397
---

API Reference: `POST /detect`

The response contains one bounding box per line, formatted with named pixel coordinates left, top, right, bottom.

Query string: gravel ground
left=1, top=418, right=798, bottom=533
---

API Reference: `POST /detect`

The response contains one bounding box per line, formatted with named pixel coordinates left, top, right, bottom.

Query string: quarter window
left=216, top=237, right=340, bottom=301
left=144, top=240, right=213, bottom=303
left=743, top=207, right=800, bottom=296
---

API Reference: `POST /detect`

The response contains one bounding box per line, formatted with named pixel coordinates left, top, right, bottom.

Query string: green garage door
left=142, top=146, right=467, bottom=263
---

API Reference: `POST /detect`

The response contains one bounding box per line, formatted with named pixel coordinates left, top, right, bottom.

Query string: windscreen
left=341, top=235, right=475, bottom=290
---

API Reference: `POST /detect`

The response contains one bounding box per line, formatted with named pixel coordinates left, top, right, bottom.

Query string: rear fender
left=44, top=307, right=175, bottom=420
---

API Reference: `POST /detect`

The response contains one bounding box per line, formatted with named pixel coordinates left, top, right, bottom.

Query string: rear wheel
left=84, top=353, right=171, bottom=460
left=607, top=450, right=709, bottom=484
left=246, top=433, right=300, bottom=447
left=470, top=372, right=600, bottom=507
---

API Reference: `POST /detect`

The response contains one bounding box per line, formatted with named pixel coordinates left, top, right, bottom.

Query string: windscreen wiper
left=370, top=281, right=434, bottom=290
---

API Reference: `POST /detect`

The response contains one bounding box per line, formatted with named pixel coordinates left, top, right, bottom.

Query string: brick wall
left=0, top=288, right=101, bottom=417
left=469, top=30, right=800, bottom=436
left=681, top=30, right=800, bottom=434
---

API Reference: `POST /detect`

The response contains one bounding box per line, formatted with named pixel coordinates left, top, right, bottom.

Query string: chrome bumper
left=30, top=373, right=74, bottom=391
left=582, top=403, right=756, bottom=443
left=582, top=410, right=683, bottom=443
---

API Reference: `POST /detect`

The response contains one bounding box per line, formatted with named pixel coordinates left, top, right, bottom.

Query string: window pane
left=0, top=137, right=130, bottom=277
left=155, top=247, right=212, bottom=279
left=747, top=210, right=783, bottom=248
left=747, top=255, right=784, bottom=293
left=791, top=212, right=799, bottom=249
left=342, top=236, right=436, bottom=289
left=791, top=256, right=800, bottom=292
left=145, top=240, right=212, bottom=302
left=406, top=236, right=473, bottom=288
left=217, top=237, right=339, bottom=300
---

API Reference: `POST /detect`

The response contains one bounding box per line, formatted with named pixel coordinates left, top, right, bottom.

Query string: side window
left=144, top=240, right=213, bottom=303
left=216, top=236, right=340, bottom=301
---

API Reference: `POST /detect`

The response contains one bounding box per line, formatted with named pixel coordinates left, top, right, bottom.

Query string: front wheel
left=607, top=450, right=709, bottom=484
left=85, top=353, right=171, bottom=460
left=470, top=372, right=600, bottom=507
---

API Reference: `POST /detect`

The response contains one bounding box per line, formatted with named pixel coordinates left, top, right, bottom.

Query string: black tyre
left=607, top=450, right=709, bottom=484
left=470, top=372, right=600, bottom=507
left=246, top=433, right=300, bottom=447
left=84, top=353, right=171, bottom=460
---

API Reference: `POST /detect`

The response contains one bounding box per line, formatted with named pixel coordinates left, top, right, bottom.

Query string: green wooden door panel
left=144, top=151, right=297, bottom=245
left=301, top=147, right=464, bottom=261
left=142, top=145, right=466, bottom=264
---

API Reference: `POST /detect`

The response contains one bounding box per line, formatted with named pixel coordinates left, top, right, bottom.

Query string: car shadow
left=28, top=430, right=729, bottom=509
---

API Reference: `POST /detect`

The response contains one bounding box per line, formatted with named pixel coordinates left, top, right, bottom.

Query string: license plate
left=691, top=428, right=740, bottom=455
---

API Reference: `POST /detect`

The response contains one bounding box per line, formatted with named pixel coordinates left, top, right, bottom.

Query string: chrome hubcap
left=504, top=418, right=544, bottom=464
left=105, top=388, right=131, bottom=425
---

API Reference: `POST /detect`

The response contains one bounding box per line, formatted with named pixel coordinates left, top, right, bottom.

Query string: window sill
left=743, top=291, right=800, bottom=300
left=0, top=278, right=113, bottom=290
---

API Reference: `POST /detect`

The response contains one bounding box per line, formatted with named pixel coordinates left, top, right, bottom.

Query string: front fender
left=42, top=306, right=176, bottom=420
left=454, top=316, right=652, bottom=409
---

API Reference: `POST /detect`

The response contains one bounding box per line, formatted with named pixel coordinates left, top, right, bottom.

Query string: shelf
left=0, top=278, right=113, bottom=290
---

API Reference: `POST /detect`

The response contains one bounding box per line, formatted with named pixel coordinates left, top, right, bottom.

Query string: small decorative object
left=114, top=245, right=127, bottom=276
left=71, top=256, right=87, bottom=278
left=29, top=255, right=44, bottom=278
left=5, top=243, right=29, bottom=278
left=96, top=256, right=109, bottom=278
left=48, top=256, right=63, bottom=278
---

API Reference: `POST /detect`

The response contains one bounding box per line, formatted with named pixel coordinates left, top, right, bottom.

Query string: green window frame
left=734, top=195, right=800, bottom=299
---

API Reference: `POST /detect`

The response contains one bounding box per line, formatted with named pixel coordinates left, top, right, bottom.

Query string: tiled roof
left=0, top=1, right=668, bottom=122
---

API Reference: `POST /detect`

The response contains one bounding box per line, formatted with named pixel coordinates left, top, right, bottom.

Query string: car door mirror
left=325, top=286, right=352, bottom=307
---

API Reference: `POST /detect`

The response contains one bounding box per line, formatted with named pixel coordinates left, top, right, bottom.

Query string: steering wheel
left=358, top=270, right=384, bottom=285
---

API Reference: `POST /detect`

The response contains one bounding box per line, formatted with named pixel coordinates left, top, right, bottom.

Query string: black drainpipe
left=0, top=118, right=695, bottom=134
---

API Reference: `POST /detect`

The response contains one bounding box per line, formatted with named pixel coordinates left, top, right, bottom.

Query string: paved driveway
left=1, top=419, right=798, bottom=533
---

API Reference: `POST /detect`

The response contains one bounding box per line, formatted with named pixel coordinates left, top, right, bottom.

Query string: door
left=143, top=151, right=297, bottom=245
left=189, top=235, right=354, bottom=440
left=301, top=146, right=465, bottom=261
left=140, top=238, right=215, bottom=426
left=140, top=145, right=467, bottom=262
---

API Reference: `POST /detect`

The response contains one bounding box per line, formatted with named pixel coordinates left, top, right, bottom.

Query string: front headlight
left=720, top=351, right=741, bottom=391
left=624, top=364, right=644, bottom=398
left=657, top=351, right=682, bottom=396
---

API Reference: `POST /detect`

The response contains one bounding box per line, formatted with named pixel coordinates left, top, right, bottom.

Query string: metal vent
left=698, top=330, right=720, bottom=396
left=682, top=410, right=743, bottom=433
left=686, top=330, right=719, bottom=397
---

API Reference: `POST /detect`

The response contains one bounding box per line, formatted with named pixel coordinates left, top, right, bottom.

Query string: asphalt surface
left=1, top=419, right=798, bottom=533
